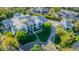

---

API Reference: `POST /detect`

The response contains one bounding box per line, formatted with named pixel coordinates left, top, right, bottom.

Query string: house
left=2, top=18, right=12, bottom=29
left=71, top=41, right=79, bottom=50
left=60, top=20, right=74, bottom=30
left=2, top=13, right=47, bottom=34
left=31, top=7, right=49, bottom=14
left=60, top=10, right=78, bottom=19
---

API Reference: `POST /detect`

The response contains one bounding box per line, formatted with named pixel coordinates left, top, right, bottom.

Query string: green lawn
left=26, top=34, right=36, bottom=44
left=26, top=29, right=50, bottom=43
left=37, top=30, right=51, bottom=42
left=26, top=26, right=51, bottom=43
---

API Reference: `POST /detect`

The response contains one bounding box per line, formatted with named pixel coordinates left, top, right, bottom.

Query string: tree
left=0, top=45, right=5, bottom=51
left=48, top=7, right=60, bottom=16
left=54, top=34, right=61, bottom=44
left=2, top=36, right=19, bottom=51
left=31, top=44, right=44, bottom=51
left=0, top=35, right=19, bottom=51
left=16, top=30, right=28, bottom=45
left=45, top=7, right=60, bottom=20
left=0, top=14, right=7, bottom=20
left=3, top=31, right=14, bottom=37
left=43, top=22, right=52, bottom=32
left=73, top=21, right=79, bottom=32
left=55, top=26, right=76, bottom=49
left=76, top=35, right=79, bottom=41
left=0, top=7, right=31, bottom=21
left=60, top=32, right=76, bottom=48
left=0, top=23, right=4, bottom=32
left=56, top=26, right=65, bottom=35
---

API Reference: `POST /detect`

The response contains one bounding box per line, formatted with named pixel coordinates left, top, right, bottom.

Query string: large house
left=59, top=19, right=74, bottom=30
left=31, top=7, right=49, bottom=14
left=2, top=13, right=47, bottom=34
left=59, top=10, right=78, bottom=19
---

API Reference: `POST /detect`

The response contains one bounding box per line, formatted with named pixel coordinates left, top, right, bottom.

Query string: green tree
left=45, top=7, right=60, bottom=20
left=0, top=23, right=4, bottom=32
left=2, top=36, right=19, bottom=51
left=55, top=26, right=76, bottom=49
left=48, top=7, right=60, bottom=16
left=54, top=34, right=61, bottom=44
left=31, top=44, right=44, bottom=51
left=0, top=45, right=5, bottom=51
left=3, top=31, right=14, bottom=37
left=43, top=22, right=52, bottom=32
left=60, top=32, right=76, bottom=48
left=73, top=21, right=79, bottom=32
left=0, top=35, right=19, bottom=51
left=56, top=26, right=65, bottom=35
left=0, top=14, right=7, bottom=20
left=16, top=30, right=28, bottom=45
left=76, top=35, right=79, bottom=41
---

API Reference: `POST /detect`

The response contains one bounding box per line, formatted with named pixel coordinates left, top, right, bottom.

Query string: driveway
left=48, top=26, right=56, bottom=42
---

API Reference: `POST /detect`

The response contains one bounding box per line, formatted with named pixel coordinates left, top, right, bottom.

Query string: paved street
left=48, top=26, right=56, bottom=42
left=48, top=19, right=60, bottom=27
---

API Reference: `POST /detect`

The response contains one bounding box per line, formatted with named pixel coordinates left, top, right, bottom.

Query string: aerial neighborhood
left=0, top=7, right=79, bottom=51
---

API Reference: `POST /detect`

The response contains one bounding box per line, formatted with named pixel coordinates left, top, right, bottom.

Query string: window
left=39, top=23, right=41, bottom=27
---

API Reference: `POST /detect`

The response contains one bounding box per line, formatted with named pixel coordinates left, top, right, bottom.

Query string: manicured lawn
left=26, top=34, right=36, bottom=44
left=37, top=30, right=51, bottom=42
left=23, top=29, right=51, bottom=44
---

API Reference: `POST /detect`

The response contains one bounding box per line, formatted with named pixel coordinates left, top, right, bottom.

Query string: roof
left=2, top=18, right=11, bottom=28
left=3, top=13, right=47, bottom=33
left=38, top=16, right=47, bottom=22
left=12, top=18, right=28, bottom=30
left=14, top=13, right=31, bottom=19
left=32, top=7, right=49, bottom=14
left=71, top=41, right=79, bottom=50
left=60, top=20, right=73, bottom=29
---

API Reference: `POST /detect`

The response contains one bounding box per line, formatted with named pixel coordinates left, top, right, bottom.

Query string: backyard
left=26, top=29, right=51, bottom=43
left=36, top=28, right=51, bottom=42
left=26, top=34, right=36, bottom=43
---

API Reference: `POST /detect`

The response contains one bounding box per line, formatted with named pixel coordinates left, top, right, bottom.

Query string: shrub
left=45, top=15, right=59, bottom=21
left=3, top=31, right=14, bottom=37
left=76, top=35, right=79, bottom=41
left=31, top=44, right=44, bottom=51
left=16, top=30, right=28, bottom=45
left=3, top=37, right=19, bottom=51
left=54, top=34, right=61, bottom=44
left=43, top=22, right=52, bottom=32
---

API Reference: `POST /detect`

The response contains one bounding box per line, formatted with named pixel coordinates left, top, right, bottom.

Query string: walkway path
left=32, top=31, right=40, bottom=43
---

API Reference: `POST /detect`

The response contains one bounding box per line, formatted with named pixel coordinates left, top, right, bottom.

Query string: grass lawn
left=26, top=34, right=36, bottom=44
left=37, top=29, right=51, bottom=42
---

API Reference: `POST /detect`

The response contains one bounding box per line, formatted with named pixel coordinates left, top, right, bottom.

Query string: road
left=47, top=19, right=59, bottom=42
left=48, top=26, right=56, bottom=42
left=48, top=19, right=60, bottom=27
